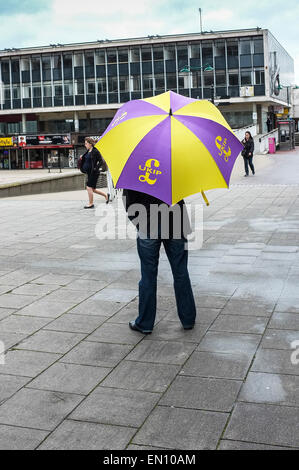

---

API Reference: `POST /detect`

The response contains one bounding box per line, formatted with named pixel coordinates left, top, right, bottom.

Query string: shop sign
left=20, top=134, right=71, bottom=146
left=0, top=137, right=17, bottom=147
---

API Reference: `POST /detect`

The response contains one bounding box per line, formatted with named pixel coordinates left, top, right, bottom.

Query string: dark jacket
left=123, top=189, right=192, bottom=240
left=242, top=138, right=254, bottom=158
left=82, top=147, right=104, bottom=174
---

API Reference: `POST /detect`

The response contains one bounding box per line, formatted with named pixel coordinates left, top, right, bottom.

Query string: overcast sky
left=1, top=0, right=298, bottom=82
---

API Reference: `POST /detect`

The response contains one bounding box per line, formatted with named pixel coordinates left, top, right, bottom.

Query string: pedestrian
left=241, top=131, right=255, bottom=177
left=123, top=189, right=196, bottom=334
left=266, top=116, right=271, bottom=133
left=81, top=137, right=109, bottom=208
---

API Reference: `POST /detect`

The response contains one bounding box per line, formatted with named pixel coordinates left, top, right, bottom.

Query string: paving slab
left=181, top=351, right=252, bottom=380
left=0, top=349, right=61, bottom=377
left=16, top=330, right=85, bottom=354
left=0, top=294, right=39, bottom=309
left=210, top=314, right=268, bottom=334
left=126, top=340, right=196, bottom=365
left=61, top=340, right=133, bottom=368
left=0, top=315, right=51, bottom=334
left=268, top=312, right=299, bottom=330
left=38, top=420, right=136, bottom=450
left=43, top=314, right=108, bottom=334
left=260, top=328, right=299, bottom=350
left=0, top=424, right=49, bottom=450
left=0, top=388, right=84, bottom=431
left=86, top=322, right=144, bottom=345
left=16, top=299, right=75, bottom=318
left=27, top=362, right=111, bottom=395
left=224, top=402, right=299, bottom=448
left=239, top=372, right=299, bottom=407
left=0, top=374, right=30, bottom=405
left=160, top=375, right=242, bottom=412
left=132, top=406, right=228, bottom=450
left=70, top=386, right=160, bottom=428
left=218, top=440, right=295, bottom=450
left=197, top=331, right=261, bottom=356
left=101, top=360, right=180, bottom=393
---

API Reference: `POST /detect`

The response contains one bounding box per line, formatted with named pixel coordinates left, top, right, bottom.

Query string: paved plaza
left=0, top=149, right=299, bottom=450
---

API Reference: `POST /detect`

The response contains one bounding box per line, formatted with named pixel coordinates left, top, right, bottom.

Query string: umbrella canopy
left=95, top=90, right=243, bottom=206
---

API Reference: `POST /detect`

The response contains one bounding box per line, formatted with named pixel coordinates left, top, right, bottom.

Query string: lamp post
left=179, top=64, right=214, bottom=100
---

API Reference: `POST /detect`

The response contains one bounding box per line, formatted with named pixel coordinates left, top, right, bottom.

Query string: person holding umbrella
left=123, top=188, right=196, bottom=334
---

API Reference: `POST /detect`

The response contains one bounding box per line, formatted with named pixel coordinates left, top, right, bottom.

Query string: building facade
left=0, top=28, right=294, bottom=169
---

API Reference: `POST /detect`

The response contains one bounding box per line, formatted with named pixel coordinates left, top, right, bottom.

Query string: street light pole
left=210, top=83, right=214, bottom=104
left=199, top=8, right=203, bottom=34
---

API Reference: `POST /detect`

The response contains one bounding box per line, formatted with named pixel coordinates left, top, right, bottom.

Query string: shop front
left=0, top=137, right=21, bottom=169
left=18, top=134, right=74, bottom=169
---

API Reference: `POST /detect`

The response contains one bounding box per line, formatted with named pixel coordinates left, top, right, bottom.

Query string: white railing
left=233, top=124, right=257, bottom=141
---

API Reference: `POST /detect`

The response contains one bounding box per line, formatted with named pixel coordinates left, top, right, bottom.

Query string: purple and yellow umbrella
left=95, top=90, right=243, bottom=205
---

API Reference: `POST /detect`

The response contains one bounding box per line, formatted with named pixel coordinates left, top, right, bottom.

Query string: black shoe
left=244, top=174, right=248, bottom=177
left=252, top=172, right=255, bottom=175
left=183, top=324, right=195, bottom=330
left=84, top=204, right=95, bottom=209
left=129, top=320, right=152, bottom=335
left=106, top=193, right=110, bottom=204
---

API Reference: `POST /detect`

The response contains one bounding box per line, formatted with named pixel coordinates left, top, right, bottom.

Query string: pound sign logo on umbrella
left=215, top=136, right=231, bottom=162
left=139, top=158, right=162, bottom=185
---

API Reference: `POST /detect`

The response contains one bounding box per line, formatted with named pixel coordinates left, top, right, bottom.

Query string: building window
left=54, top=84, right=63, bottom=96
left=43, top=84, right=52, bottom=97
left=203, top=70, right=213, bottom=87
left=154, top=74, right=165, bottom=92
left=42, top=56, right=51, bottom=69
left=202, top=42, right=213, bottom=64
left=255, top=70, right=265, bottom=85
left=130, top=48, right=140, bottom=63
left=216, top=72, right=226, bottom=86
left=64, top=82, right=73, bottom=96
left=107, top=49, right=117, bottom=64
left=227, top=40, right=238, bottom=56
left=74, top=53, right=83, bottom=67
left=153, top=46, right=163, bottom=61
left=85, top=52, right=94, bottom=67
left=108, top=77, right=118, bottom=93
left=191, top=71, right=201, bottom=88
left=241, top=70, right=252, bottom=85
left=119, top=76, right=129, bottom=92
left=33, top=86, right=41, bottom=97
left=97, top=78, right=107, bottom=93
left=143, top=75, right=154, bottom=91
left=214, top=40, right=225, bottom=57
left=132, top=76, right=141, bottom=91
left=63, top=54, right=72, bottom=69
left=141, top=47, right=152, bottom=62
left=164, top=45, right=175, bottom=60
left=95, top=50, right=105, bottom=65
left=118, top=48, right=128, bottom=63
left=190, top=43, right=200, bottom=59
left=254, top=38, right=263, bottom=54
left=22, top=85, right=31, bottom=99
left=12, top=85, right=20, bottom=99
left=240, top=39, right=251, bottom=55
left=53, top=54, right=62, bottom=69
left=75, top=80, right=84, bottom=94
left=229, top=72, right=239, bottom=86
left=87, top=82, right=96, bottom=94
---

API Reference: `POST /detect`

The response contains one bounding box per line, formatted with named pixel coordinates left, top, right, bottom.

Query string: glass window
left=153, top=46, right=163, bottom=61
left=190, top=43, right=200, bottom=59
left=53, top=54, right=62, bottom=68
left=202, top=42, right=213, bottom=63
left=32, top=56, right=41, bottom=71
left=143, top=74, right=154, bottom=90
left=42, top=56, right=51, bottom=70
left=20, top=57, right=30, bottom=71
left=64, top=81, right=73, bottom=95
left=141, top=47, right=152, bottom=62
left=164, top=45, right=175, bottom=60
left=87, top=81, right=96, bottom=94
left=118, top=49, right=128, bottom=63
left=95, top=50, right=105, bottom=65
left=75, top=80, right=84, bottom=94
left=33, top=86, right=41, bottom=97
left=191, top=72, right=201, bottom=88
left=12, top=85, right=20, bottom=99
left=43, top=84, right=52, bottom=96
left=254, top=38, right=263, bottom=54
left=255, top=70, right=264, bottom=85
left=132, top=76, right=141, bottom=91
left=74, top=53, right=83, bottom=67
left=216, top=72, right=226, bottom=86
left=97, top=78, right=107, bottom=93
left=241, top=70, right=252, bottom=85
left=108, top=77, right=118, bottom=92
left=4, top=86, right=10, bottom=100
left=11, top=60, right=19, bottom=73
left=54, top=84, right=63, bottom=96
left=85, top=52, right=94, bottom=67
left=177, top=44, right=188, bottom=61
left=130, top=48, right=140, bottom=62
left=166, top=73, right=177, bottom=90
left=107, top=49, right=117, bottom=64
left=1, top=61, right=9, bottom=73
left=240, top=39, right=251, bottom=55
left=63, top=54, right=72, bottom=69
left=227, top=40, right=238, bottom=56
left=214, top=40, right=225, bottom=57
left=22, top=85, right=31, bottom=98
left=229, top=72, right=239, bottom=85
left=154, top=74, right=165, bottom=91
left=119, top=76, right=129, bottom=92
left=203, top=71, right=213, bottom=86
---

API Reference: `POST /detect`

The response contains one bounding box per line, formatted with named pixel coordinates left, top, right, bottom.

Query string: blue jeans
left=135, top=236, right=196, bottom=331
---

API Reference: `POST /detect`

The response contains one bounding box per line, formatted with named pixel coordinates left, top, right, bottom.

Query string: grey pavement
left=0, top=149, right=299, bottom=449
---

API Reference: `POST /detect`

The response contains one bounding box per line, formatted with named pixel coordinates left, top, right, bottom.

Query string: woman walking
left=81, top=137, right=109, bottom=208
left=242, top=131, right=255, bottom=177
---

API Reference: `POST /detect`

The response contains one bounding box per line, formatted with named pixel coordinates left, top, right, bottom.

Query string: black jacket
left=123, top=189, right=192, bottom=239
left=82, top=147, right=104, bottom=174
left=242, top=138, right=254, bottom=157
